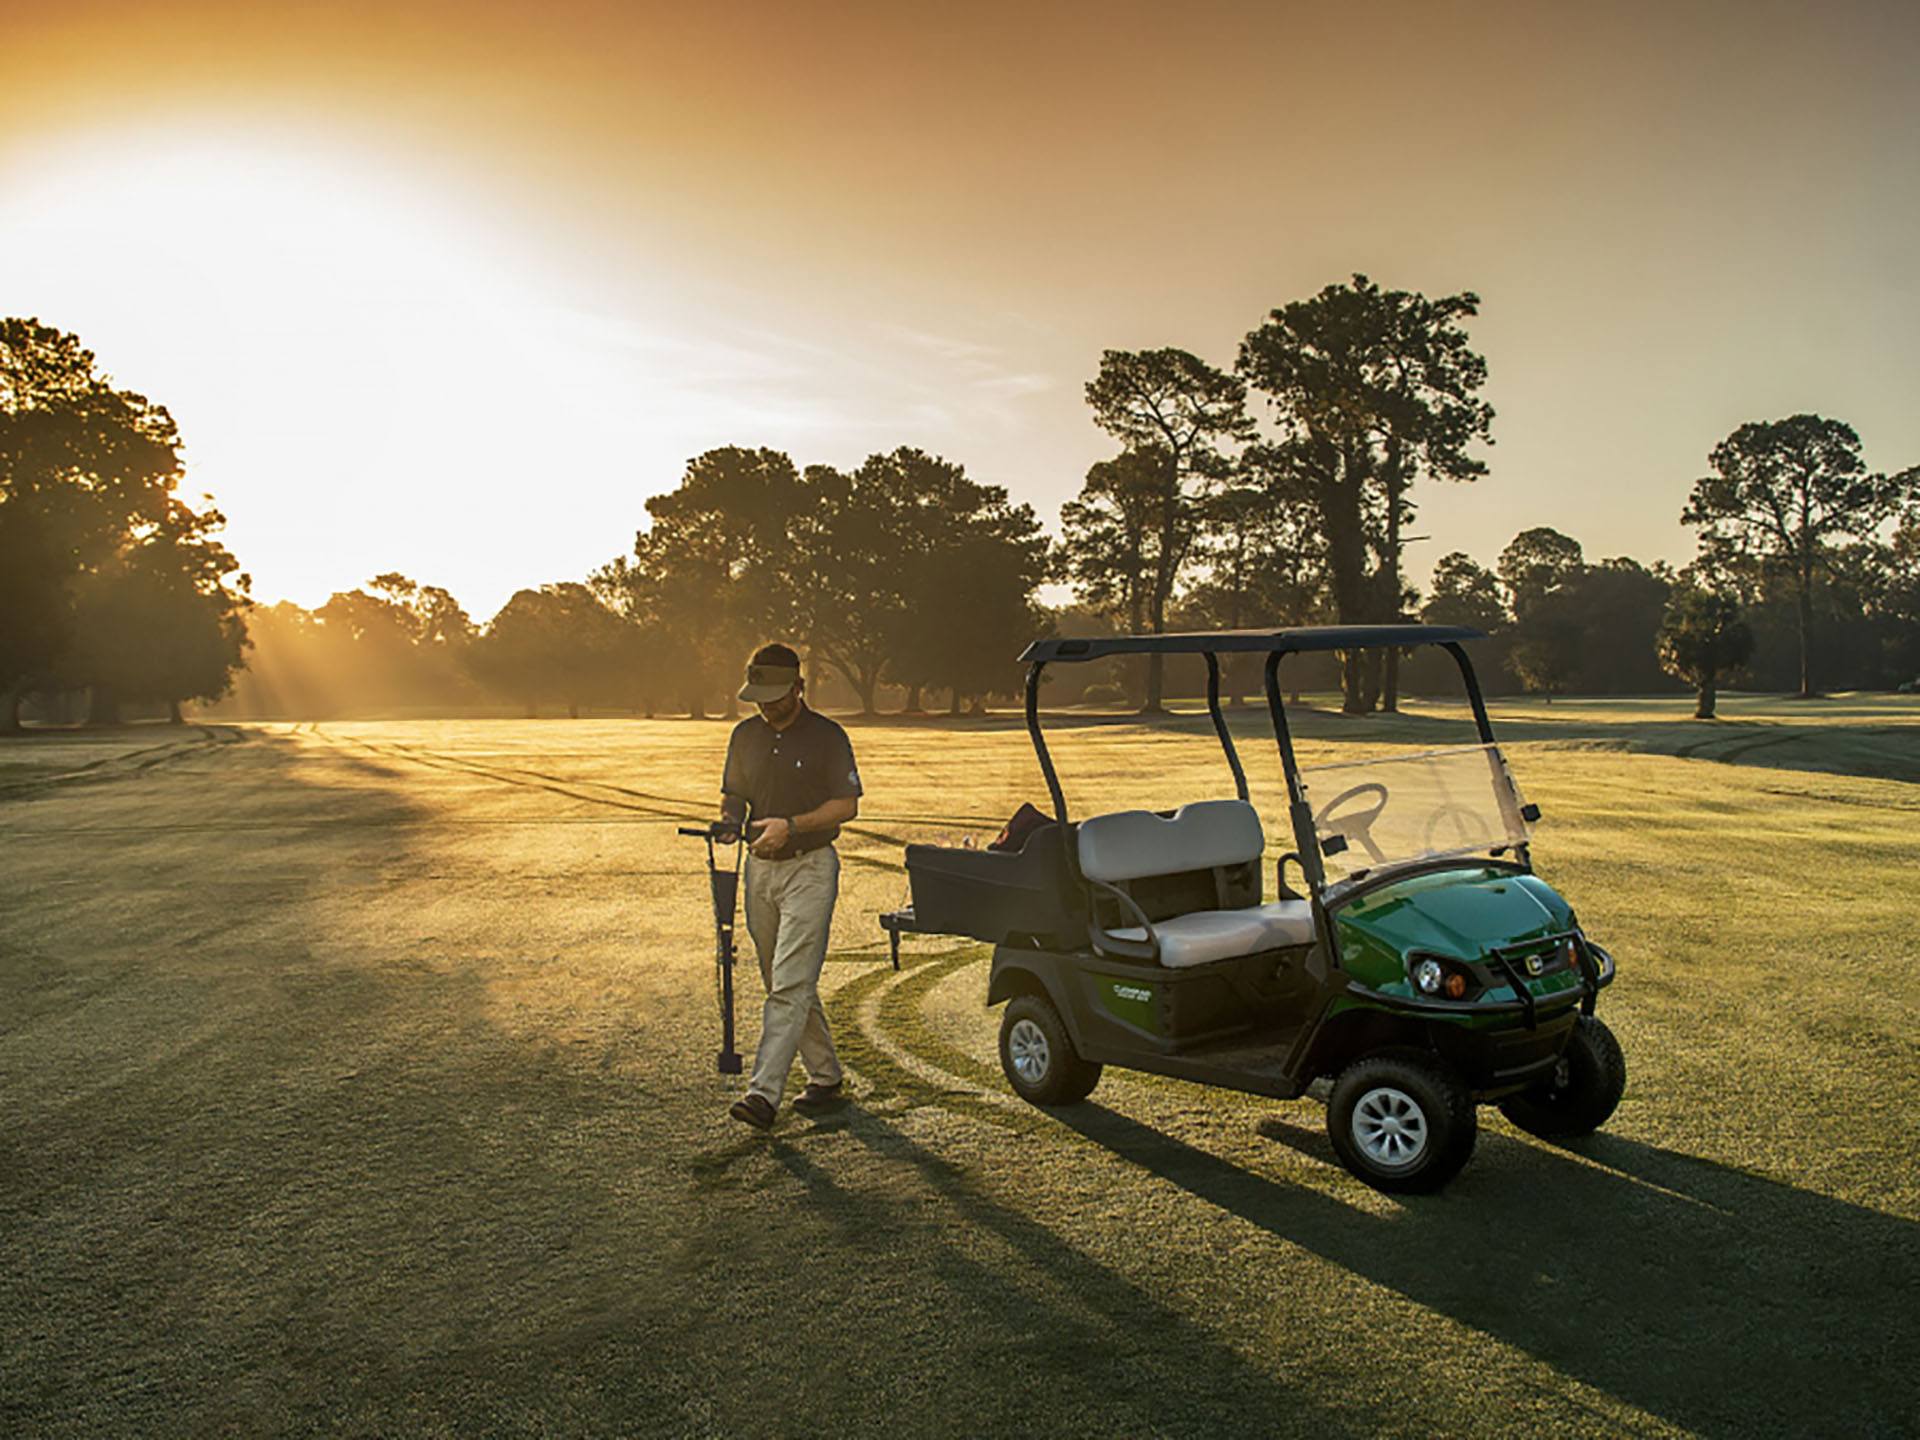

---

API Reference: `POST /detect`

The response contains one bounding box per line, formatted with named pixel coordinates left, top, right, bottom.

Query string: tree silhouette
left=1682, top=416, right=1914, bottom=698
left=872, top=449, right=1049, bottom=714
left=1422, top=552, right=1506, bottom=634
left=1058, top=447, right=1168, bottom=705
left=1238, top=277, right=1492, bottom=714
left=1658, top=581, right=1754, bottom=719
left=1085, top=349, right=1251, bottom=711
left=0, top=318, right=247, bottom=728
left=467, top=584, right=628, bottom=718
left=1500, top=528, right=1585, bottom=701
left=618, top=447, right=803, bottom=716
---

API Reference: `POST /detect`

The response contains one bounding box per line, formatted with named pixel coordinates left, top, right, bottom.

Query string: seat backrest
left=1076, top=799, right=1263, bottom=884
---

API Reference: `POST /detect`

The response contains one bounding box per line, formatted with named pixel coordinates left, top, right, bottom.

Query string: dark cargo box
left=905, top=824, right=1081, bottom=947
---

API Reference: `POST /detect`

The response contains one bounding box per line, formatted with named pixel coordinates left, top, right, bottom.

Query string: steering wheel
left=1313, top=782, right=1390, bottom=864
left=1424, top=804, right=1497, bottom=854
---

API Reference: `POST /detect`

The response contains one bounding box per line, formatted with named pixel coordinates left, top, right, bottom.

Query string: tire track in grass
left=310, top=728, right=967, bottom=857
left=0, top=726, right=241, bottom=798
left=828, top=949, right=1038, bottom=1134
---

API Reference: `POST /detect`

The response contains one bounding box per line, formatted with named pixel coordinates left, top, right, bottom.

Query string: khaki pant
left=743, top=845, right=843, bottom=1106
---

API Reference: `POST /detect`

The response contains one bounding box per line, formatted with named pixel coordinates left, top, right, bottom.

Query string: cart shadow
left=1059, top=1103, right=1917, bottom=1439
left=771, top=1105, right=1385, bottom=1438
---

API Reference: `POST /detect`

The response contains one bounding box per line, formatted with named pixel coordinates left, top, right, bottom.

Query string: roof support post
left=1024, top=660, right=1079, bottom=879
left=1443, top=642, right=1496, bottom=744
left=1264, top=650, right=1326, bottom=897
left=1203, top=652, right=1249, bottom=801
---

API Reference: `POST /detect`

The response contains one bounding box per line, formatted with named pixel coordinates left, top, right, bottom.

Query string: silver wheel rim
left=1352, top=1085, right=1430, bottom=1170
left=1008, top=1018, right=1051, bottom=1084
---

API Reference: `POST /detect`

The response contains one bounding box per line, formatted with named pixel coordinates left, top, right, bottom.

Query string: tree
left=1681, top=416, right=1915, bottom=698
left=1658, top=582, right=1754, bottom=718
left=1877, top=511, right=1920, bottom=684
left=873, top=449, right=1050, bottom=714
left=467, top=584, right=628, bottom=718
left=1085, top=349, right=1251, bottom=711
left=1497, top=527, right=1584, bottom=619
left=1421, top=552, right=1506, bottom=634
left=1500, top=529, right=1584, bottom=701
left=0, top=318, right=198, bottom=729
left=619, top=447, right=803, bottom=716
left=1563, top=557, right=1672, bottom=694
left=368, top=573, right=473, bottom=647
left=1238, top=276, right=1492, bottom=713
left=783, top=460, right=904, bottom=715
left=60, top=518, right=250, bottom=722
left=1058, top=447, right=1169, bottom=705
left=1179, top=455, right=1325, bottom=703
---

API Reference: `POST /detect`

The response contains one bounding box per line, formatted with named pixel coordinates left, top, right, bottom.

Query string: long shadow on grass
left=1062, top=1104, right=1917, bottom=1439
left=773, top=1106, right=1379, bottom=1440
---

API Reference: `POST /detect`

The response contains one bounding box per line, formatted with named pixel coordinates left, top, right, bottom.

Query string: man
left=719, top=642, right=862, bottom=1129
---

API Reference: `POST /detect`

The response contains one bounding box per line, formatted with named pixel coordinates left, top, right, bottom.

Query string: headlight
left=1414, top=957, right=1443, bottom=994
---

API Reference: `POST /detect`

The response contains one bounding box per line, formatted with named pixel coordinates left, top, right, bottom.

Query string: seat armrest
left=1277, top=852, right=1307, bottom=901
left=1085, top=877, right=1160, bottom=963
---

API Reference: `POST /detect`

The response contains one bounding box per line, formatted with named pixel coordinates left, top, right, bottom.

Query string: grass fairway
left=3, top=696, right=1917, bottom=1438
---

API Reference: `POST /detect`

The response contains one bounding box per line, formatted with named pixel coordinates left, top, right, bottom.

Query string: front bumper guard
left=1346, top=933, right=1615, bottom=1028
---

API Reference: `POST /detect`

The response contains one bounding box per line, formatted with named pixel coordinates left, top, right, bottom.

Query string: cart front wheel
left=1328, top=1052, right=1476, bottom=1194
left=999, top=994, right=1101, bottom=1106
left=1499, top=1014, right=1626, bottom=1139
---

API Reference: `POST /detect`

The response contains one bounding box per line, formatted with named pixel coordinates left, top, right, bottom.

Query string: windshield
left=1298, top=743, right=1532, bottom=882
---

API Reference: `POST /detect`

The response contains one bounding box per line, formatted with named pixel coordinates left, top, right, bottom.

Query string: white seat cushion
left=1109, top=900, right=1315, bottom=969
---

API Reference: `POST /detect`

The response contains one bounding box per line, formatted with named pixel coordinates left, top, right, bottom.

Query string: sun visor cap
left=738, top=664, right=802, bottom=702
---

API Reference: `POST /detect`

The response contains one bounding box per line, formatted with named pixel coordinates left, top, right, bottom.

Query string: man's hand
left=749, top=817, right=792, bottom=856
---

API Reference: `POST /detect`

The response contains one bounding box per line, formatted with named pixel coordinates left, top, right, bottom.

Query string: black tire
left=1327, top=1052, right=1477, bottom=1194
left=998, top=994, right=1102, bottom=1106
left=1499, top=1015, right=1626, bottom=1139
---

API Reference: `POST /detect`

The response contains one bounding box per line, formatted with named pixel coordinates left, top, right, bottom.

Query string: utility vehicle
left=879, top=626, right=1624, bottom=1193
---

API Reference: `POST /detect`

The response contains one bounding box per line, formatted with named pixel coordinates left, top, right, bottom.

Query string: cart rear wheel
left=1499, top=1015, right=1626, bottom=1139
left=999, top=994, right=1101, bottom=1106
left=1328, top=1052, right=1476, bottom=1194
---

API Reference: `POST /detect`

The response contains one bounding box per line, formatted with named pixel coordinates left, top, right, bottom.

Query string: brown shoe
left=728, top=1093, right=776, bottom=1130
left=791, top=1080, right=845, bottom=1115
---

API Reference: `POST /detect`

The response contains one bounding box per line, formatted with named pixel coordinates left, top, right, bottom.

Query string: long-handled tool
left=679, top=822, right=745, bottom=1074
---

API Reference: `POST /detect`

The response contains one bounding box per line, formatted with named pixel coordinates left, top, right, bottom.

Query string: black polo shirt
left=721, top=707, right=862, bottom=858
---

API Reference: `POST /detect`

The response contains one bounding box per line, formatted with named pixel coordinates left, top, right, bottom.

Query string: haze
left=3, top=0, right=1915, bottom=618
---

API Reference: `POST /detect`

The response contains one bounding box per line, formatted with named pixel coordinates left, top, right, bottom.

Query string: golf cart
left=878, top=626, right=1624, bottom=1193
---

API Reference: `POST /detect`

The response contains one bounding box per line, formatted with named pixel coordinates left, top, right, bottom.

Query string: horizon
left=4, top=0, right=1918, bottom=619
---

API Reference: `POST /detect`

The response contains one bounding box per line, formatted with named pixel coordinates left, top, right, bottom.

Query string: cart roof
left=1019, top=624, right=1487, bottom=664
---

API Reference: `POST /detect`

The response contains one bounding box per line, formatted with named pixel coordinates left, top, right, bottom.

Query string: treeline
left=215, top=447, right=1049, bottom=719
left=8, top=294, right=1918, bottom=729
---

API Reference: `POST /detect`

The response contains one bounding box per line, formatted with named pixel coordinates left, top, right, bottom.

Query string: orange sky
left=3, top=0, right=1916, bottom=618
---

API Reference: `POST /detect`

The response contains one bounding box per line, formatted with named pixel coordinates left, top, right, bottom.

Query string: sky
left=3, top=0, right=1917, bottom=619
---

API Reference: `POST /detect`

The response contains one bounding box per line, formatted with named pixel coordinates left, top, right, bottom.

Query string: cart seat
left=1108, top=900, right=1316, bottom=968
left=1077, top=799, right=1316, bottom=966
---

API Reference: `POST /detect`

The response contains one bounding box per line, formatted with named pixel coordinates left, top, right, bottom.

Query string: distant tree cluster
left=1, top=319, right=249, bottom=730
left=590, top=445, right=1049, bottom=716
left=1059, top=276, right=1494, bottom=714
left=1060, top=279, right=1919, bottom=717
left=217, top=446, right=1050, bottom=720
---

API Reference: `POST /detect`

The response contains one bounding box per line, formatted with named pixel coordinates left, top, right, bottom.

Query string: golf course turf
left=3, top=695, right=1916, bottom=1437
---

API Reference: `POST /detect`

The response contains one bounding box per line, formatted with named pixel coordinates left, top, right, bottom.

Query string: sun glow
left=0, top=123, right=885, bottom=618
